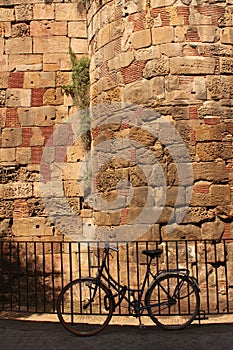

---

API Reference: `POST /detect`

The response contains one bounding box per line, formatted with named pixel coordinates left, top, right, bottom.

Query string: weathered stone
left=18, top=106, right=56, bottom=127
left=15, top=4, right=33, bottom=21
left=2, top=128, right=22, bottom=147
left=33, top=3, right=55, bottom=20
left=196, top=142, right=232, bottom=161
left=206, top=76, right=233, bottom=100
left=143, top=57, right=169, bottom=78
left=5, top=37, right=32, bottom=54
left=33, top=21, right=67, bottom=38
left=195, top=123, right=226, bottom=141
left=12, top=217, right=53, bottom=237
left=132, top=29, right=151, bottom=49
left=43, top=88, right=64, bottom=105
left=94, top=211, right=121, bottom=226
left=124, top=80, right=152, bottom=104
left=170, top=57, right=216, bottom=75
left=176, top=207, right=216, bottom=224
left=68, top=21, right=87, bottom=38
left=193, top=161, right=228, bottom=182
left=220, top=58, right=233, bottom=74
left=23, top=72, right=55, bottom=88
left=5, top=89, right=31, bottom=107
left=33, top=37, right=69, bottom=54
left=16, top=148, right=31, bottom=164
left=0, top=148, right=16, bottom=163
left=11, top=23, right=29, bottom=38
left=152, top=26, right=174, bottom=44
left=201, top=220, right=225, bottom=240
left=1, top=182, right=32, bottom=199
left=162, top=224, right=201, bottom=240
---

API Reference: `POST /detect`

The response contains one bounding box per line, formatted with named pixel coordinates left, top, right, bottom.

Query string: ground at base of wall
left=0, top=311, right=233, bottom=327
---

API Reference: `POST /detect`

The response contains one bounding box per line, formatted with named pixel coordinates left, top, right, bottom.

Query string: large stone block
left=9, top=54, right=42, bottom=71
left=201, top=220, right=225, bottom=240
left=5, top=89, right=31, bottom=107
left=18, top=106, right=56, bottom=126
left=170, top=57, right=216, bottom=75
left=124, top=80, right=152, bottom=104
left=0, top=7, right=15, bottom=21
left=193, top=161, right=228, bottom=182
left=16, top=147, right=31, bottom=165
left=2, top=128, right=22, bottom=147
left=15, top=4, right=33, bottom=21
left=0, top=148, right=16, bottom=163
left=55, top=3, right=86, bottom=21
left=0, top=182, right=32, bottom=199
left=23, top=72, right=56, bottom=88
left=68, top=21, right=87, bottom=38
left=132, top=29, right=152, bottom=49
left=43, top=53, right=72, bottom=71
left=33, top=3, right=55, bottom=20
left=30, top=21, right=67, bottom=37
left=195, top=123, right=226, bottom=142
left=33, top=36, right=69, bottom=53
left=70, top=38, right=88, bottom=54
left=221, top=27, right=233, bottom=44
left=220, top=58, right=233, bottom=74
left=12, top=217, right=53, bottom=237
left=198, top=25, right=219, bottom=43
left=161, top=224, right=201, bottom=240
left=143, top=57, right=169, bottom=78
left=152, top=27, right=174, bottom=44
left=5, top=37, right=32, bottom=54
left=0, top=54, right=8, bottom=71
left=196, top=142, right=232, bottom=161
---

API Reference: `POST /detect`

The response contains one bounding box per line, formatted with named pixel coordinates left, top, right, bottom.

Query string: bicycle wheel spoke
left=146, top=274, right=199, bottom=330
left=57, top=278, right=113, bottom=336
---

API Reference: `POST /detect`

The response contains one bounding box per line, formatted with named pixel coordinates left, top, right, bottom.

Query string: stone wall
left=0, top=0, right=87, bottom=240
left=87, top=0, right=233, bottom=241
left=0, top=0, right=232, bottom=243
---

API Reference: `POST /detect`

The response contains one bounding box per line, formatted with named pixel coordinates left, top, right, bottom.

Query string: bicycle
left=57, top=243, right=200, bottom=336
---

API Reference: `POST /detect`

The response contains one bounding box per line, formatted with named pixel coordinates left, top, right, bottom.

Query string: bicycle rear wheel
left=57, top=277, right=114, bottom=336
left=146, top=273, right=200, bottom=330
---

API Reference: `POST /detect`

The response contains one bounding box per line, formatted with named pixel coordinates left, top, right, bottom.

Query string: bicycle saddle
left=142, top=249, right=163, bottom=258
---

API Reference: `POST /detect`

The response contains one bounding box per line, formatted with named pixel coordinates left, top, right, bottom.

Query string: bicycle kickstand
left=138, top=315, right=146, bottom=329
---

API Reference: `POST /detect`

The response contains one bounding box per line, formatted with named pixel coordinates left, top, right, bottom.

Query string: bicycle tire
left=145, top=273, right=200, bottom=330
left=57, top=277, right=114, bottom=336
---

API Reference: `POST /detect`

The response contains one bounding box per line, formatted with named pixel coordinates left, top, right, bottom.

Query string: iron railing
left=0, top=239, right=232, bottom=317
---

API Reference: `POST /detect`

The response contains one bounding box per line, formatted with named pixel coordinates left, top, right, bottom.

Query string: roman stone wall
left=0, top=0, right=88, bottom=241
left=87, top=0, right=233, bottom=242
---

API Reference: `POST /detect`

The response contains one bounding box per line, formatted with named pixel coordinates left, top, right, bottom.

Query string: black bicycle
left=57, top=243, right=200, bottom=336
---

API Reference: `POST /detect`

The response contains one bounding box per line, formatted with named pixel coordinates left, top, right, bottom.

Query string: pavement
left=1, top=314, right=233, bottom=350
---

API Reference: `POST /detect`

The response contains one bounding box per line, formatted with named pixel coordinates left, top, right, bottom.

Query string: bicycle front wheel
left=57, top=277, right=114, bottom=336
left=146, top=273, right=200, bottom=330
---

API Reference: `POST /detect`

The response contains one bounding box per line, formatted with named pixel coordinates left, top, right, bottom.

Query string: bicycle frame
left=93, top=246, right=192, bottom=317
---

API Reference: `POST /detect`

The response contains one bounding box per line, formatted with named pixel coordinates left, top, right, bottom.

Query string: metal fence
left=0, top=239, right=233, bottom=317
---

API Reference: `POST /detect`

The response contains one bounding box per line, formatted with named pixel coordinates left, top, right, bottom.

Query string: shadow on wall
left=0, top=241, right=61, bottom=315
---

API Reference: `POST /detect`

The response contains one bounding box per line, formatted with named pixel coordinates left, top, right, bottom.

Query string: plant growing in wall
left=63, top=48, right=91, bottom=149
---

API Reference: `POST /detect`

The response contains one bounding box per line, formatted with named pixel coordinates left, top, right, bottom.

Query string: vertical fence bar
left=9, top=241, right=12, bottom=311
left=34, top=242, right=37, bottom=313
left=0, top=241, right=3, bottom=310
left=17, top=242, right=21, bottom=312
left=51, top=242, right=55, bottom=312
left=25, top=242, right=29, bottom=312
left=224, top=240, right=229, bottom=313
left=204, top=240, right=210, bottom=314
left=214, top=242, right=220, bottom=313
left=42, top=242, right=46, bottom=313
